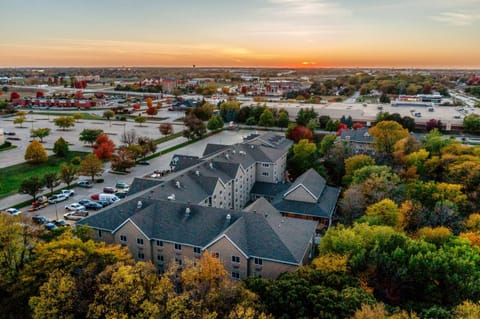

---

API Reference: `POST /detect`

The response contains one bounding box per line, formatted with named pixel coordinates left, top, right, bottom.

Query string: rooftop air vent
left=137, top=201, right=143, bottom=209
left=175, top=181, right=181, bottom=188
left=195, top=170, right=200, bottom=176
left=185, top=207, right=191, bottom=217
left=226, top=214, right=231, bottom=223
left=225, top=154, right=230, bottom=160
left=209, top=162, right=214, bottom=169
left=167, top=194, right=175, bottom=201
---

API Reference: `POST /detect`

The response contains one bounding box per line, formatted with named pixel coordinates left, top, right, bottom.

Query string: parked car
left=115, top=182, right=130, bottom=190
left=6, top=208, right=22, bottom=216
left=78, top=199, right=92, bottom=206
left=78, top=180, right=93, bottom=188
left=64, top=211, right=89, bottom=221
left=48, top=194, right=68, bottom=204
left=96, top=200, right=110, bottom=207
left=115, top=191, right=128, bottom=198
left=61, top=189, right=75, bottom=197
left=137, top=160, right=150, bottom=165
left=32, top=215, right=50, bottom=224
left=65, top=203, right=86, bottom=211
left=103, top=187, right=116, bottom=194
left=44, top=222, right=58, bottom=231
left=84, top=201, right=103, bottom=210
left=4, top=131, right=16, bottom=136
left=54, top=220, right=70, bottom=227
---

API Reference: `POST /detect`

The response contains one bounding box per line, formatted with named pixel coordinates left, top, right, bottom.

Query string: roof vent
left=239, top=150, right=246, bottom=156
left=175, top=181, right=181, bottom=188
left=209, top=162, right=214, bottom=169
left=225, top=153, right=230, bottom=160
left=185, top=207, right=191, bottom=217
left=232, top=150, right=236, bottom=154
left=251, top=145, right=254, bottom=149
left=137, top=201, right=143, bottom=209
left=195, top=170, right=200, bottom=176
left=167, top=194, right=175, bottom=201
left=226, top=214, right=231, bottom=223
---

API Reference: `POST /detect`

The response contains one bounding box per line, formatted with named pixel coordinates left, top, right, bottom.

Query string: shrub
left=71, top=156, right=81, bottom=165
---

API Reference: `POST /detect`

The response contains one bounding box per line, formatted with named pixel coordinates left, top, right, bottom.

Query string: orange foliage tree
left=93, top=134, right=116, bottom=160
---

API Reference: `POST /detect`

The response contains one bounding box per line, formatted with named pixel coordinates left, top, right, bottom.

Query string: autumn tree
left=287, top=125, right=313, bottom=143
left=145, top=106, right=158, bottom=117
left=145, top=97, right=153, bottom=108
left=53, top=137, right=69, bottom=157
left=159, top=123, right=174, bottom=136
left=79, top=154, right=103, bottom=182
left=43, top=172, right=59, bottom=196
left=93, top=133, right=116, bottom=160
left=137, top=136, right=157, bottom=159
left=258, top=108, right=275, bottom=127
left=19, top=176, right=43, bottom=200
left=277, top=110, right=290, bottom=128
left=111, top=148, right=135, bottom=172
left=59, top=163, right=77, bottom=188
left=343, top=154, right=376, bottom=185
left=79, top=129, right=103, bottom=146
left=184, top=112, right=206, bottom=140
left=24, top=140, right=48, bottom=164
left=369, top=120, right=409, bottom=154
left=290, top=139, right=318, bottom=174
left=53, top=116, right=75, bottom=131
left=219, top=100, right=240, bottom=122
left=72, top=113, right=82, bottom=122
left=120, top=129, right=137, bottom=146
left=103, top=110, right=115, bottom=126
left=363, top=199, right=400, bottom=227
left=30, top=128, right=50, bottom=143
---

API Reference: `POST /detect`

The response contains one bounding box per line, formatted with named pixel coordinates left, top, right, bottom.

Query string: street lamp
left=54, top=201, right=59, bottom=221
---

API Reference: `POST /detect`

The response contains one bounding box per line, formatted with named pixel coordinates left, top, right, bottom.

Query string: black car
left=54, top=220, right=70, bottom=227
left=32, top=215, right=49, bottom=224
left=115, top=191, right=128, bottom=198
left=137, top=160, right=150, bottom=165
left=96, top=200, right=110, bottom=207
left=84, top=201, right=103, bottom=210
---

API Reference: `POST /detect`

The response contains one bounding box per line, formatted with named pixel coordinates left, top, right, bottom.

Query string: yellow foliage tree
left=24, top=140, right=48, bottom=164
left=369, top=121, right=409, bottom=154
left=465, top=213, right=480, bottom=231
left=365, top=199, right=400, bottom=227
left=417, top=226, right=452, bottom=246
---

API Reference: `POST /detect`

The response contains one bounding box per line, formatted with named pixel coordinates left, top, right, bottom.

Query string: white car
left=61, top=189, right=75, bottom=197
left=48, top=194, right=68, bottom=204
left=6, top=208, right=22, bottom=216
left=65, top=203, right=86, bottom=211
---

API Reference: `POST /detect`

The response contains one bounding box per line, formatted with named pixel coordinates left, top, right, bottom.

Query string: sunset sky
left=1, top=0, right=479, bottom=68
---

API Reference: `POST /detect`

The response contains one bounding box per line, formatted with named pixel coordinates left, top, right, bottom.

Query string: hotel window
left=231, top=272, right=240, bottom=280
left=254, top=258, right=263, bottom=265
left=212, top=252, right=220, bottom=259
left=175, top=257, right=183, bottom=266
left=137, top=238, right=144, bottom=245
left=262, top=163, right=269, bottom=167
left=98, top=230, right=102, bottom=238
left=194, top=247, right=201, bottom=254
left=120, top=235, right=127, bottom=242
left=231, top=256, right=240, bottom=263
left=138, top=252, right=145, bottom=260
left=262, top=172, right=269, bottom=177
left=157, top=255, right=164, bottom=262
left=156, top=240, right=163, bottom=247
left=174, top=243, right=182, bottom=251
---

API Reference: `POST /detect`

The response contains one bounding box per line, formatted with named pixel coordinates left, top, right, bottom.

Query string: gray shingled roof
left=244, top=197, right=280, bottom=216
left=273, top=185, right=341, bottom=219
left=170, top=154, right=200, bottom=172
left=251, top=182, right=291, bottom=198
left=128, top=177, right=163, bottom=196
left=284, top=168, right=326, bottom=200
left=339, top=128, right=374, bottom=144
left=203, top=144, right=229, bottom=157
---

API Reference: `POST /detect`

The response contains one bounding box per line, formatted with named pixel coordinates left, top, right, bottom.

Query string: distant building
left=338, top=127, right=375, bottom=154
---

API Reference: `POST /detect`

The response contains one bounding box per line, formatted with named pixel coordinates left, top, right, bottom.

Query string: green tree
left=296, top=107, right=318, bottom=126
left=463, top=114, right=480, bottom=134
left=319, top=134, right=337, bottom=156
left=53, top=137, right=69, bottom=157
left=103, top=110, right=115, bottom=126
left=72, top=113, right=82, bottom=122
left=219, top=100, right=240, bottom=122
left=43, top=172, right=59, bottom=196
left=343, top=154, right=376, bottom=185
left=291, top=139, right=318, bottom=173
left=369, top=121, right=409, bottom=154
left=53, top=116, right=75, bottom=131
left=13, top=115, right=26, bottom=128
left=134, top=115, right=147, bottom=127
left=79, top=129, right=103, bottom=146
left=364, top=199, right=400, bottom=227
left=258, top=109, right=275, bottom=127
left=277, top=111, right=290, bottom=128
left=19, top=175, right=43, bottom=200
left=207, top=114, right=224, bottom=130
left=59, top=163, right=77, bottom=188
left=30, top=128, right=50, bottom=143
left=78, top=154, right=103, bottom=182
left=24, top=140, right=48, bottom=164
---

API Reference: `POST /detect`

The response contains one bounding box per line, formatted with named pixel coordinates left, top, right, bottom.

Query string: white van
left=98, top=194, right=120, bottom=204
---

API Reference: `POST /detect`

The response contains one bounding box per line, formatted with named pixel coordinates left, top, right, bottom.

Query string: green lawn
left=34, top=112, right=103, bottom=120
left=0, top=151, right=88, bottom=199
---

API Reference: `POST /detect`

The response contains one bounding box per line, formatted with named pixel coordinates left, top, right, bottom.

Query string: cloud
left=431, top=12, right=479, bottom=26
left=266, top=0, right=351, bottom=18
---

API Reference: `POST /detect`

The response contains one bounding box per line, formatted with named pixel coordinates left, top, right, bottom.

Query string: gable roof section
left=283, top=168, right=326, bottom=201
left=339, top=127, right=374, bottom=144
left=203, top=144, right=229, bottom=157
left=128, top=177, right=163, bottom=196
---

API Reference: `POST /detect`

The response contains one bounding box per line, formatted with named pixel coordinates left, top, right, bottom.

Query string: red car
left=90, top=194, right=99, bottom=200
left=103, top=187, right=116, bottom=194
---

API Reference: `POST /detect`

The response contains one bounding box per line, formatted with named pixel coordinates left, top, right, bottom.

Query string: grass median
left=0, top=151, right=89, bottom=199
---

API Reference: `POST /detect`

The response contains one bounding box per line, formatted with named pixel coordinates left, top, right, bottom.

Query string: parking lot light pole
left=54, top=201, right=58, bottom=221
